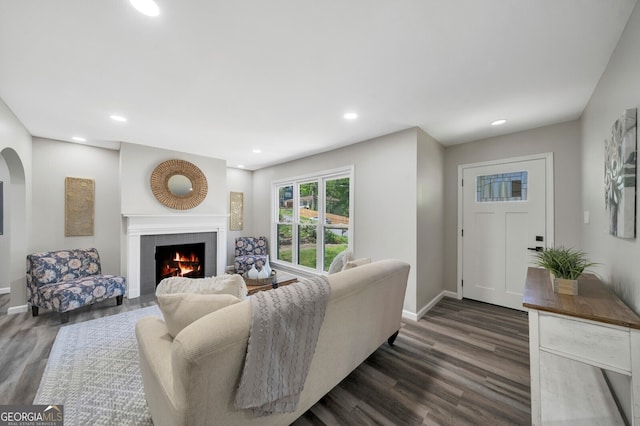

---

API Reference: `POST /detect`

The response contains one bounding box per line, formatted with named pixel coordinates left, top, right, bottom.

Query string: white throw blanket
left=155, top=275, right=248, bottom=300
left=235, top=275, right=331, bottom=416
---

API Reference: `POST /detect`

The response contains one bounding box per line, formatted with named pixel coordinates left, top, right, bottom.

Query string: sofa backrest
left=27, top=248, right=102, bottom=287
left=168, top=259, right=410, bottom=425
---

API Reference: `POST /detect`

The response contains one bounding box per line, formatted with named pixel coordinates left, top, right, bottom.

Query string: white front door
left=459, top=154, right=553, bottom=311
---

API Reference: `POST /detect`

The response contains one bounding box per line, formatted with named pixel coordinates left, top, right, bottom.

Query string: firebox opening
left=155, top=242, right=205, bottom=286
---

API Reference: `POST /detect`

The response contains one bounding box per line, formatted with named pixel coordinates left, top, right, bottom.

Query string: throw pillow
left=342, top=257, right=371, bottom=271
left=327, top=250, right=352, bottom=274
left=157, top=293, right=241, bottom=338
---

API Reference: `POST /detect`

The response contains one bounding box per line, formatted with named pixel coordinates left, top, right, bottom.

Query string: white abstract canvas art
left=605, top=108, right=637, bottom=239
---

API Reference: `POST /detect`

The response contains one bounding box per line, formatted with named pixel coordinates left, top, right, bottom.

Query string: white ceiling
left=0, top=0, right=636, bottom=170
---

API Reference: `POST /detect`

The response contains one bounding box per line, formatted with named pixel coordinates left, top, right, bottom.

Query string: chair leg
left=387, top=330, right=399, bottom=346
left=60, top=312, right=70, bottom=324
left=116, top=295, right=123, bottom=306
left=31, top=306, right=39, bottom=317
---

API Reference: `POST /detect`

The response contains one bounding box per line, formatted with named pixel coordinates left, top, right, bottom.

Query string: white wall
left=580, top=5, right=640, bottom=417
left=120, top=142, right=227, bottom=215
left=0, top=96, right=32, bottom=309
left=443, top=120, right=582, bottom=292
left=226, top=167, right=254, bottom=266
left=31, top=138, right=121, bottom=275
left=252, top=128, right=422, bottom=314
left=581, top=2, right=640, bottom=314
left=417, top=128, right=445, bottom=311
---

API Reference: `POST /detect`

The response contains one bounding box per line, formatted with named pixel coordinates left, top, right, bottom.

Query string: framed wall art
left=65, top=177, right=95, bottom=236
left=229, top=191, right=244, bottom=231
left=605, top=108, right=637, bottom=239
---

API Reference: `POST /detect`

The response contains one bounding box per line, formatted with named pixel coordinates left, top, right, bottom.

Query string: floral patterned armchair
left=26, top=248, right=126, bottom=323
left=234, top=236, right=268, bottom=275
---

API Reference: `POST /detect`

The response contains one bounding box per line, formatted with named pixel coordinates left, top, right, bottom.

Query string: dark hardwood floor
left=294, top=298, right=531, bottom=425
left=0, top=294, right=157, bottom=405
left=0, top=297, right=530, bottom=425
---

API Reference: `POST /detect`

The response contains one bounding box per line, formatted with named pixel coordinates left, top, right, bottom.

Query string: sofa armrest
left=136, top=316, right=185, bottom=426
left=138, top=302, right=254, bottom=426
left=170, top=301, right=253, bottom=424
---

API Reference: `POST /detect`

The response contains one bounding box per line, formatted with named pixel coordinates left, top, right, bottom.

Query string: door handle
left=527, top=247, right=544, bottom=252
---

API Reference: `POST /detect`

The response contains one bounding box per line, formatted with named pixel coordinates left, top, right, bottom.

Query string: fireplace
left=139, top=232, right=217, bottom=295
left=124, top=214, right=228, bottom=298
left=156, top=243, right=205, bottom=285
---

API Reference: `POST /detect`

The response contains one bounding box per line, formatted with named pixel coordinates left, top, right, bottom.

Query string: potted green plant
left=533, top=246, right=597, bottom=295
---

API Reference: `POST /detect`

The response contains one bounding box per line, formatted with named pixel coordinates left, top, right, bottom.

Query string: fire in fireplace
left=155, top=242, right=205, bottom=285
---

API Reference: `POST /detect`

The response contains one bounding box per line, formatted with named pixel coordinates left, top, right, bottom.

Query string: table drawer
left=539, top=313, right=631, bottom=372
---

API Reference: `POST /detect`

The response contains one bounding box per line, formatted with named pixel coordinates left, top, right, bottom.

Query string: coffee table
left=245, top=270, right=298, bottom=296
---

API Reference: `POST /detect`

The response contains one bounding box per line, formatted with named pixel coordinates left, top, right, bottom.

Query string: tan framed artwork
left=65, top=177, right=95, bottom=236
left=230, top=191, right=244, bottom=231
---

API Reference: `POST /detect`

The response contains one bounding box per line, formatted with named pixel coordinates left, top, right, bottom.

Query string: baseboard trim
left=401, top=310, right=419, bottom=321
left=0, top=287, right=9, bottom=294
left=441, top=290, right=458, bottom=299
left=402, top=290, right=458, bottom=321
left=8, top=304, right=28, bottom=315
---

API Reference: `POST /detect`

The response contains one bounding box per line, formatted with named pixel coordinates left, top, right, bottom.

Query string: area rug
left=34, top=305, right=162, bottom=426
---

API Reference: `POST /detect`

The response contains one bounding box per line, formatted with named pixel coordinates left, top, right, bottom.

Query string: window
left=274, top=167, right=352, bottom=273
left=476, top=171, right=528, bottom=202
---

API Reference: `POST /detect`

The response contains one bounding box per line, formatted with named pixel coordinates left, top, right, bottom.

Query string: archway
left=0, top=148, right=27, bottom=313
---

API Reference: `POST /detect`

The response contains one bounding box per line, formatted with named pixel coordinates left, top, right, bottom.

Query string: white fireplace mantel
left=124, top=214, right=228, bottom=298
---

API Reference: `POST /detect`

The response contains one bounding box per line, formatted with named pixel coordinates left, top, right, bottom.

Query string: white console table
left=524, top=267, right=640, bottom=425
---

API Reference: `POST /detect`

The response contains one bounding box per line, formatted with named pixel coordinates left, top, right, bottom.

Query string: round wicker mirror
left=150, top=159, right=208, bottom=210
left=167, top=174, right=193, bottom=196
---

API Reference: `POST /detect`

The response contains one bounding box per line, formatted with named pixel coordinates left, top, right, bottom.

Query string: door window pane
left=476, top=171, right=528, bottom=202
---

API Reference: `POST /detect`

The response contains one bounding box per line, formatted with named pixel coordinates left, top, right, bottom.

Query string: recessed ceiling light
left=252, top=149, right=262, bottom=154
left=129, top=0, right=160, bottom=17
left=344, top=112, right=358, bottom=120
left=110, top=115, right=127, bottom=122
left=491, top=119, right=507, bottom=126
left=72, top=136, right=86, bottom=142
left=237, top=165, right=245, bottom=168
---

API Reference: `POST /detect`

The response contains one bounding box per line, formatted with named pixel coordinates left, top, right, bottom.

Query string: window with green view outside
left=274, top=168, right=352, bottom=272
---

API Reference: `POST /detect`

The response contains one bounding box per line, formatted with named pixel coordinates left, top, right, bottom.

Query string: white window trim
left=271, top=165, right=354, bottom=274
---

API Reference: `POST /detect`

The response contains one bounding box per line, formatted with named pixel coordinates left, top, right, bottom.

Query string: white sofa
left=135, top=259, right=410, bottom=426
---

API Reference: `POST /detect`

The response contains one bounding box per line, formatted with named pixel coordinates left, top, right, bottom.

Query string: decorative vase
left=247, top=264, right=259, bottom=279
left=263, top=255, right=272, bottom=276
left=258, top=265, right=269, bottom=279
